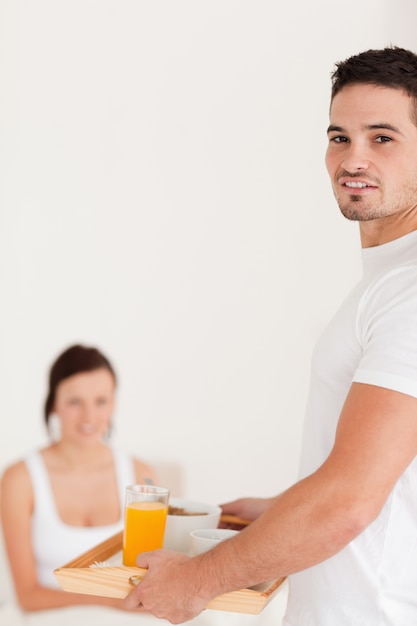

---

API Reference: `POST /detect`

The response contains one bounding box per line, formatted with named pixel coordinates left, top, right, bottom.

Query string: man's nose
left=341, top=143, right=370, bottom=172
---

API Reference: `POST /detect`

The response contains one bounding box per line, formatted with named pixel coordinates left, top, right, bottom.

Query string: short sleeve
left=353, top=265, right=417, bottom=399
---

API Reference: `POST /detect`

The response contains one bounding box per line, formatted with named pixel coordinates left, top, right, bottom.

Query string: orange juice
left=123, top=501, right=168, bottom=566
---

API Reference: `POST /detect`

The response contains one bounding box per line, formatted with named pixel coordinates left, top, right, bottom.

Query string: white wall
left=1, top=0, right=416, bottom=504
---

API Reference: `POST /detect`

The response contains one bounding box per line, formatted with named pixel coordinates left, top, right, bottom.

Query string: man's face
left=325, top=84, right=417, bottom=229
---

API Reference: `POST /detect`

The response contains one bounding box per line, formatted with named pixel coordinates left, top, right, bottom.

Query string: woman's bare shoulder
left=0, top=459, right=33, bottom=510
left=1, top=459, right=28, bottom=484
left=1, top=446, right=50, bottom=489
left=132, top=457, right=157, bottom=484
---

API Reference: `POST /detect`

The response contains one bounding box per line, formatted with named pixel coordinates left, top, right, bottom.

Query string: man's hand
left=123, top=550, right=210, bottom=624
left=219, top=497, right=274, bottom=528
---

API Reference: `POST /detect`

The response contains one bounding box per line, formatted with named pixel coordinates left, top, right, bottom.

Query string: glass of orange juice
left=123, top=484, right=170, bottom=566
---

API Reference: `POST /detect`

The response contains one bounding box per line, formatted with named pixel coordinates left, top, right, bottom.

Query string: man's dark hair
left=331, top=46, right=417, bottom=125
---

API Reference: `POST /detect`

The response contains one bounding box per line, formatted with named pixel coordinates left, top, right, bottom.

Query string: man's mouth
left=344, top=181, right=370, bottom=189
left=338, top=176, right=378, bottom=190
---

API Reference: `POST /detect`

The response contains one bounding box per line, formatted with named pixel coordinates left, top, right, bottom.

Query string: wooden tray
left=54, top=518, right=285, bottom=615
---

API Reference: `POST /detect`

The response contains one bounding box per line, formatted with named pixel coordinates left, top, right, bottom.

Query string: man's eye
left=330, top=136, right=348, bottom=144
left=375, top=135, right=392, bottom=143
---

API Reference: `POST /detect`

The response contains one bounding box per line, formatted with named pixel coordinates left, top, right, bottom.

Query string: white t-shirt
left=284, top=230, right=417, bottom=626
left=24, top=447, right=135, bottom=588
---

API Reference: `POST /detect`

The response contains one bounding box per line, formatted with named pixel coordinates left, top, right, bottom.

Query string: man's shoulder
left=364, top=263, right=417, bottom=300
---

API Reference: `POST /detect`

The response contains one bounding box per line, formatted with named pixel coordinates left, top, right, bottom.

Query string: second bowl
left=163, top=497, right=222, bottom=553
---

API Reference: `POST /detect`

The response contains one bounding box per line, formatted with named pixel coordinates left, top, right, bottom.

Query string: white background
left=1, top=0, right=416, bottom=504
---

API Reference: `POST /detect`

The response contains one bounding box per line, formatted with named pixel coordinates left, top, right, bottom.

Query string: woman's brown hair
left=44, top=344, right=117, bottom=426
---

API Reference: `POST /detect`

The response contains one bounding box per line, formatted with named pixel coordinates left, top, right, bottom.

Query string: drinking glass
left=123, top=484, right=170, bottom=566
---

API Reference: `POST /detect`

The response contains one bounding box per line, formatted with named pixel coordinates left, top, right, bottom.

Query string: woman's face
left=53, top=368, right=115, bottom=445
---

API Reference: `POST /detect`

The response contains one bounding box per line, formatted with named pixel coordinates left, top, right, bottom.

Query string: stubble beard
left=338, top=194, right=377, bottom=222
left=335, top=175, right=417, bottom=223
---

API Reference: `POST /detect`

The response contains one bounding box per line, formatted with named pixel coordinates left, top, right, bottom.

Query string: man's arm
left=124, top=382, right=417, bottom=623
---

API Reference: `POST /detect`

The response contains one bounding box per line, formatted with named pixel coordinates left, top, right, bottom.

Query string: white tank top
left=24, top=448, right=135, bottom=588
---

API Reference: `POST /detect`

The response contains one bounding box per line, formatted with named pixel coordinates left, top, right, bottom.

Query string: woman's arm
left=133, top=458, right=158, bottom=485
left=0, top=461, right=125, bottom=611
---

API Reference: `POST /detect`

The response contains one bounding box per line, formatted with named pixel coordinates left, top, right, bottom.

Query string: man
left=124, top=46, right=417, bottom=624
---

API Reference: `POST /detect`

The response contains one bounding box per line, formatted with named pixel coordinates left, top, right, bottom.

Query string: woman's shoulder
left=0, top=459, right=32, bottom=505
left=2, top=459, right=27, bottom=483
left=132, top=457, right=157, bottom=484
left=1, top=446, right=52, bottom=489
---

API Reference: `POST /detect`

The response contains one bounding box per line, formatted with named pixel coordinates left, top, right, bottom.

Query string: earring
left=48, top=413, right=62, bottom=442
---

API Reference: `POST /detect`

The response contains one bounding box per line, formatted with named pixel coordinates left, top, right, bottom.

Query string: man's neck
left=360, top=211, right=417, bottom=248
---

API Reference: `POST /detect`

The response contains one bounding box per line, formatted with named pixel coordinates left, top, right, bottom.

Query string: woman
left=0, top=344, right=157, bottom=611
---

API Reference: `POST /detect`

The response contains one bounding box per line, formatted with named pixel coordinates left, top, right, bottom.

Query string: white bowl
left=190, top=528, right=239, bottom=555
left=163, top=497, right=222, bottom=553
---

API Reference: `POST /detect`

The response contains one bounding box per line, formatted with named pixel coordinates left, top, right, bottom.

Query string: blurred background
left=1, top=0, right=416, bottom=504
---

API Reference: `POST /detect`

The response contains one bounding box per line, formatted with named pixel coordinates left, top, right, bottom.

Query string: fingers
left=137, top=547, right=178, bottom=564
left=123, top=584, right=143, bottom=610
left=136, top=551, right=152, bottom=569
